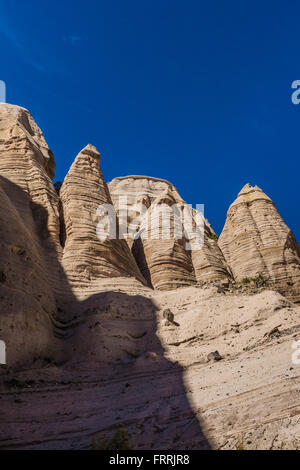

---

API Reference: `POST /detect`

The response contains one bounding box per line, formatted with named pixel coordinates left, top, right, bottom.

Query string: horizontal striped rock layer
left=0, top=104, right=63, bottom=367
left=60, top=146, right=146, bottom=293
left=218, top=184, right=300, bottom=302
left=109, top=176, right=230, bottom=290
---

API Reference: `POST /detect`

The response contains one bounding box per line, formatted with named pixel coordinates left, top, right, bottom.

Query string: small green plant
left=208, top=232, right=219, bottom=242
left=235, top=435, right=245, bottom=450
left=241, top=273, right=267, bottom=288
left=93, top=426, right=133, bottom=450
left=92, top=435, right=110, bottom=450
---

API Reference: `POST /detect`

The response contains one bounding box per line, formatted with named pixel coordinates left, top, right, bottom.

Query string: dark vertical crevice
left=58, top=198, right=66, bottom=249
left=131, top=237, right=153, bottom=289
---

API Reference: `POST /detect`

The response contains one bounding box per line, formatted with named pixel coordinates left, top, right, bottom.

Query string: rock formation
left=0, top=181, right=60, bottom=368
left=0, top=105, right=66, bottom=298
left=219, top=184, right=300, bottom=302
left=109, top=176, right=230, bottom=289
left=0, top=104, right=300, bottom=450
left=0, top=104, right=63, bottom=367
left=60, top=146, right=146, bottom=295
left=1, top=284, right=299, bottom=450
left=191, top=223, right=231, bottom=282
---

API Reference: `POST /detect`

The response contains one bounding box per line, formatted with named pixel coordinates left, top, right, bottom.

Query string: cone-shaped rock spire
left=219, top=184, right=300, bottom=302
left=60, top=146, right=146, bottom=292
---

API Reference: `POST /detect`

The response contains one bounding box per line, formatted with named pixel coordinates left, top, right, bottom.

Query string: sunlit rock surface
left=109, top=176, right=230, bottom=289
left=0, top=105, right=299, bottom=450
left=219, top=184, right=300, bottom=302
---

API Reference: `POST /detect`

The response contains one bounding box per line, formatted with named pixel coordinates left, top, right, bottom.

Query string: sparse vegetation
left=241, top=273, right=268, bottom=288
left=208, top=232, right=219, bottom=242
left=93, top=426, right=133, bottom=450
left=235, top=435, right=245, bottom=450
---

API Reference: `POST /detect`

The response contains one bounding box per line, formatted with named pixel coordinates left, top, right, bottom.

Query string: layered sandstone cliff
left=0, top=181, right=60, bottom=367
left=60, top=146, right=146, bottom=295
left=109, top=176, right=230, bottom=290
left=0, top=104, right=63, bottom=367
left=0, top=104, right=300, bottom=450
left=0, top=105, right=65, bottom=296
left=218, top=184, right=300, bottom=302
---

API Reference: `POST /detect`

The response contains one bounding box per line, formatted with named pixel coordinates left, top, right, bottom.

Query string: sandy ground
left=0, top=284, right=299, bottom=450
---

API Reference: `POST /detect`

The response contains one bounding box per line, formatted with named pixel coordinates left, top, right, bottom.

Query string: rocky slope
left=0, top=284, right=299, bottom=450
left=219, top=184, right=300, bottom=303
left=0, top=104, right=299, bottom=450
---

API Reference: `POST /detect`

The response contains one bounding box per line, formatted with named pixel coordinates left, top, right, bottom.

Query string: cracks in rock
left=131, top=237, right=153, bottom=288
left=57, top=196, right=66, bottom=249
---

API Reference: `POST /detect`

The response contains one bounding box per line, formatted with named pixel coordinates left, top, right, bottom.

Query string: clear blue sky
left=1, top=0, right=300, bottom=239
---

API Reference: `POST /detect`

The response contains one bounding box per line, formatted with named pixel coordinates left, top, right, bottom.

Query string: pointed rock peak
left=232, top=183, right=272, bottom=207
left=60, top=145, right=146, bottom=289
left=79, top=144, right=101, bottom=160
left=238, top=183, right=253, bottom=195
left=238, top=183, right=264, bottom=197
left=66, top=144, right=101, bottom=176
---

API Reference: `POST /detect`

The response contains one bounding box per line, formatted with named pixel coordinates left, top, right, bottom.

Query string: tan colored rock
left=1, top=104, right=300, bottom=450
left=60, top=147, right=146, bottom=294
left=109, top=176, right=230, bottom=289
left=0, top=104, right=63, bottom=368
left=191, top=223, right=231, bottom=282
left=0, top=104, right=63, bottom=296
left=1, top=285, right=299, bottom=450
left=0, top=104, right=55, bottom=179
left=219, top=184, right=300, bottom=302
left=0, top=181, right=61, bottom=368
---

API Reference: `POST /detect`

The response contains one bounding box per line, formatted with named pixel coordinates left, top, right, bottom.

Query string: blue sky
left=1, top=0, right=300, bottom=238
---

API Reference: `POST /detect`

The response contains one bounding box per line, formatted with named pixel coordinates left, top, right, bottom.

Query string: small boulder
left=207, top=351, right=223, bottom=362
left=163, top=309, right=174, bottom=323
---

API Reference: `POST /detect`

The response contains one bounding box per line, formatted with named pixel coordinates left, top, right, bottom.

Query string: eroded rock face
left=0, top=104, right=300, bottom=451
left=0, top=181, right=62, bottom=368
left=218, top=184, right=300, bottom=302
left=0, top=104, right=63, bottom=290
left=60, top=147, right=146, bottom=294
left=0, top=104, right=62, bottom=368
left=109, top=176, right=230, bottom=289
left=0, top=104, right=55, bottom=180
left=191, top=224, right=231, bottom=282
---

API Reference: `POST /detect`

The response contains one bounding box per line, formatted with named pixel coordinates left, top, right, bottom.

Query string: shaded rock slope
left=0, top=104, right=63, bottom=367
left=0, top=104, right=299, bottom=450
left=0, top=285, right=299, bottom=450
